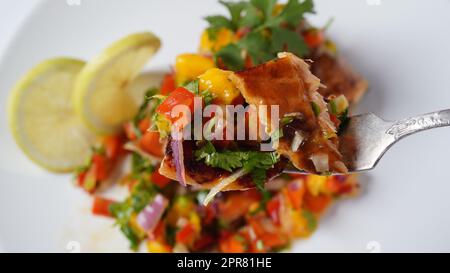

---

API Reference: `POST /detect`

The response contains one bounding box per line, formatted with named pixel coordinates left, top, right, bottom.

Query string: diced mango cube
left=175, top=53, right=215, bottom=84
left=147, top=240, right=172, bottom=253
left=200, top=28, right=236, bottom=53
left=198, top=68, right=240, bottom=104
left=306, top=175, right=328, bottom=196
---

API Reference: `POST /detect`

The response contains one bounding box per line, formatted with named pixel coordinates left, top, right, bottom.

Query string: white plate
left=1, top=0, right=450, bottom=253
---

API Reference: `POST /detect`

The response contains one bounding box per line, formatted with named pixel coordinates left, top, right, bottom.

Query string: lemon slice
left=73, top=32, right=161, bottom=135
left=8, top=58, right=96, bottom=172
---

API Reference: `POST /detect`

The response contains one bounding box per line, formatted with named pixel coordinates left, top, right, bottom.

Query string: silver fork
left=287, top=109, right=450, bottom=174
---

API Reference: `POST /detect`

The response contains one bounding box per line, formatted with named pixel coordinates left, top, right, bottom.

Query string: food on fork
left=230, top=52, right=348, bottom=174
left=157, top=53, right=350, bottom=203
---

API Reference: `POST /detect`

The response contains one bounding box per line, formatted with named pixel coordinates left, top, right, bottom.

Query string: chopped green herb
left=195, top=141, right=279, bottom=200
left=311, top=101, right=321, bottom=116
left=281, top=115, right=295, bottom=126
left=183, top=79, right=200, bottom=94
left=302, top=209, right=317, bottom=231
left=201, top=89, right=216, bottom=105
left=206, top=0, right=315, bottom=70
left=195, top=142, right=247, bottom=172
left=131, top=152, right=154, bottom=177
left=109, top=153, right=158, bottom=250
left=215, top=44, right=245, bottom=71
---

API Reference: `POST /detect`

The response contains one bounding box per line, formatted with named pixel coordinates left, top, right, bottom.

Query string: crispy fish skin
left=229, top=52, right=346, bottom=174
left=309, top=50, right=368, bottom=104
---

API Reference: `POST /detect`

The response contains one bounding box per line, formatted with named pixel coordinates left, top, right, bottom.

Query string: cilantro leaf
left=302, top=209, right=318, bottom=231
left=110, top=153, right=158, bottom=250
left=208, top=0, right=315, bottom=71
left=201, top=89, right=216, bottom=105
left=238, top=31, right=273, bottom=64
left=195, top=141, right=279, bottom=198
left=215, top=43, right=245, bottom=71
left=240, top=3, right=262, bottom=28
left=195, top=142, right=246, bottom=172
left=273, top=0, right=314, bottom=27
left=271, top=27, right=309, bottom=56
left=251, top=0, right=277, bottom=19
left=205, top=15, right=233, bottom=39
left=219, top=0, right=248, bottom=27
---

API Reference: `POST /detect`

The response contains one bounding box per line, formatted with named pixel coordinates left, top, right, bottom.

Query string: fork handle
left=386, top=109, right=450, bottom=140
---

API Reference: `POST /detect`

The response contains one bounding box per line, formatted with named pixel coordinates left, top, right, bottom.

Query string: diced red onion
left=310, top=153, right=329, bottom=173
left=137, top=194, right=168, bottom=234
left=291, top=130, right=305, bottom=152
left=203, top=169, right=247, bottom=206
left=171, top=140, right=187, bottom=186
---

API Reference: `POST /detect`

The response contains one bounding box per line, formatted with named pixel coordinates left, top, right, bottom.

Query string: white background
left=0, top=1, right=37, bottom=59
left=0, top=0, right=38, bottom=253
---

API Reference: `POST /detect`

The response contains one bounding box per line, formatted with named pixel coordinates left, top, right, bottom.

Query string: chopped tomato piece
left=192, top=234, right=215, bottom=251
left=123, top=122, right=137, bottom=141
left=138, top=131, right=164, bottom=158
left=259, top=232, right=287, bottom=249
left=92, top=196, right=116, bottom=217
left=329, top=114, right=341, bottom=128
left=285, top=180, right=306, bottom=210
left=176, top=223, right=196, bottom=245
left=218, top=190, right=261, bottom=223
left=266, top=197, right=281, bottom=225
left=156, top=87, right=195, bottom=123
left=149, top=221, right=166, bottom=242
left=160, top=73, right=176, bottom=95
left=151, top=168, right=172, bottom=188
left=103, top=135, right=123, bottom=160
left=92, top=154, right=108, bottom=181
left=219, top=235, right=247, bottom=253
left=304, top=192, right=332, bottom=214
left=326, top=176, right=353, bottom=195
left=76, top=171, right=87, bottom=188
left=303, top=29, right=324, bottom=48
left=138, top=118, right=151, bottom=133
left=123, top=119, right=151, bottom=141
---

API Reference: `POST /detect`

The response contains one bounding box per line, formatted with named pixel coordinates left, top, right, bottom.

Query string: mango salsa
left=200, top=28, right=237, bottom=53
left=198, top=68, right=240, bottom=104
left=175, top=53, right=215, bottom=84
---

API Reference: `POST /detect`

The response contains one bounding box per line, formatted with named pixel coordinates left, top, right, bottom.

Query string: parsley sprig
left=206, top=0, right=315, bottom=70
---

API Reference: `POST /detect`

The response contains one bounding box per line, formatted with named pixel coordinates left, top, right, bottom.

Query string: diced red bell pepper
left=92, top=154, right=108, bottom=181
left=176, top=223, right=196, bottom=245
left=304, top=192, right=332, bottom=214
left=156, top=87, right=195, bottom=124
left=160, top=73, right=176, bottom=95
left=92, top=196, right=116, bottom=217
left=219, top=234, right=247, bottom=253
left=151, top=168, right=172, bottom=188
